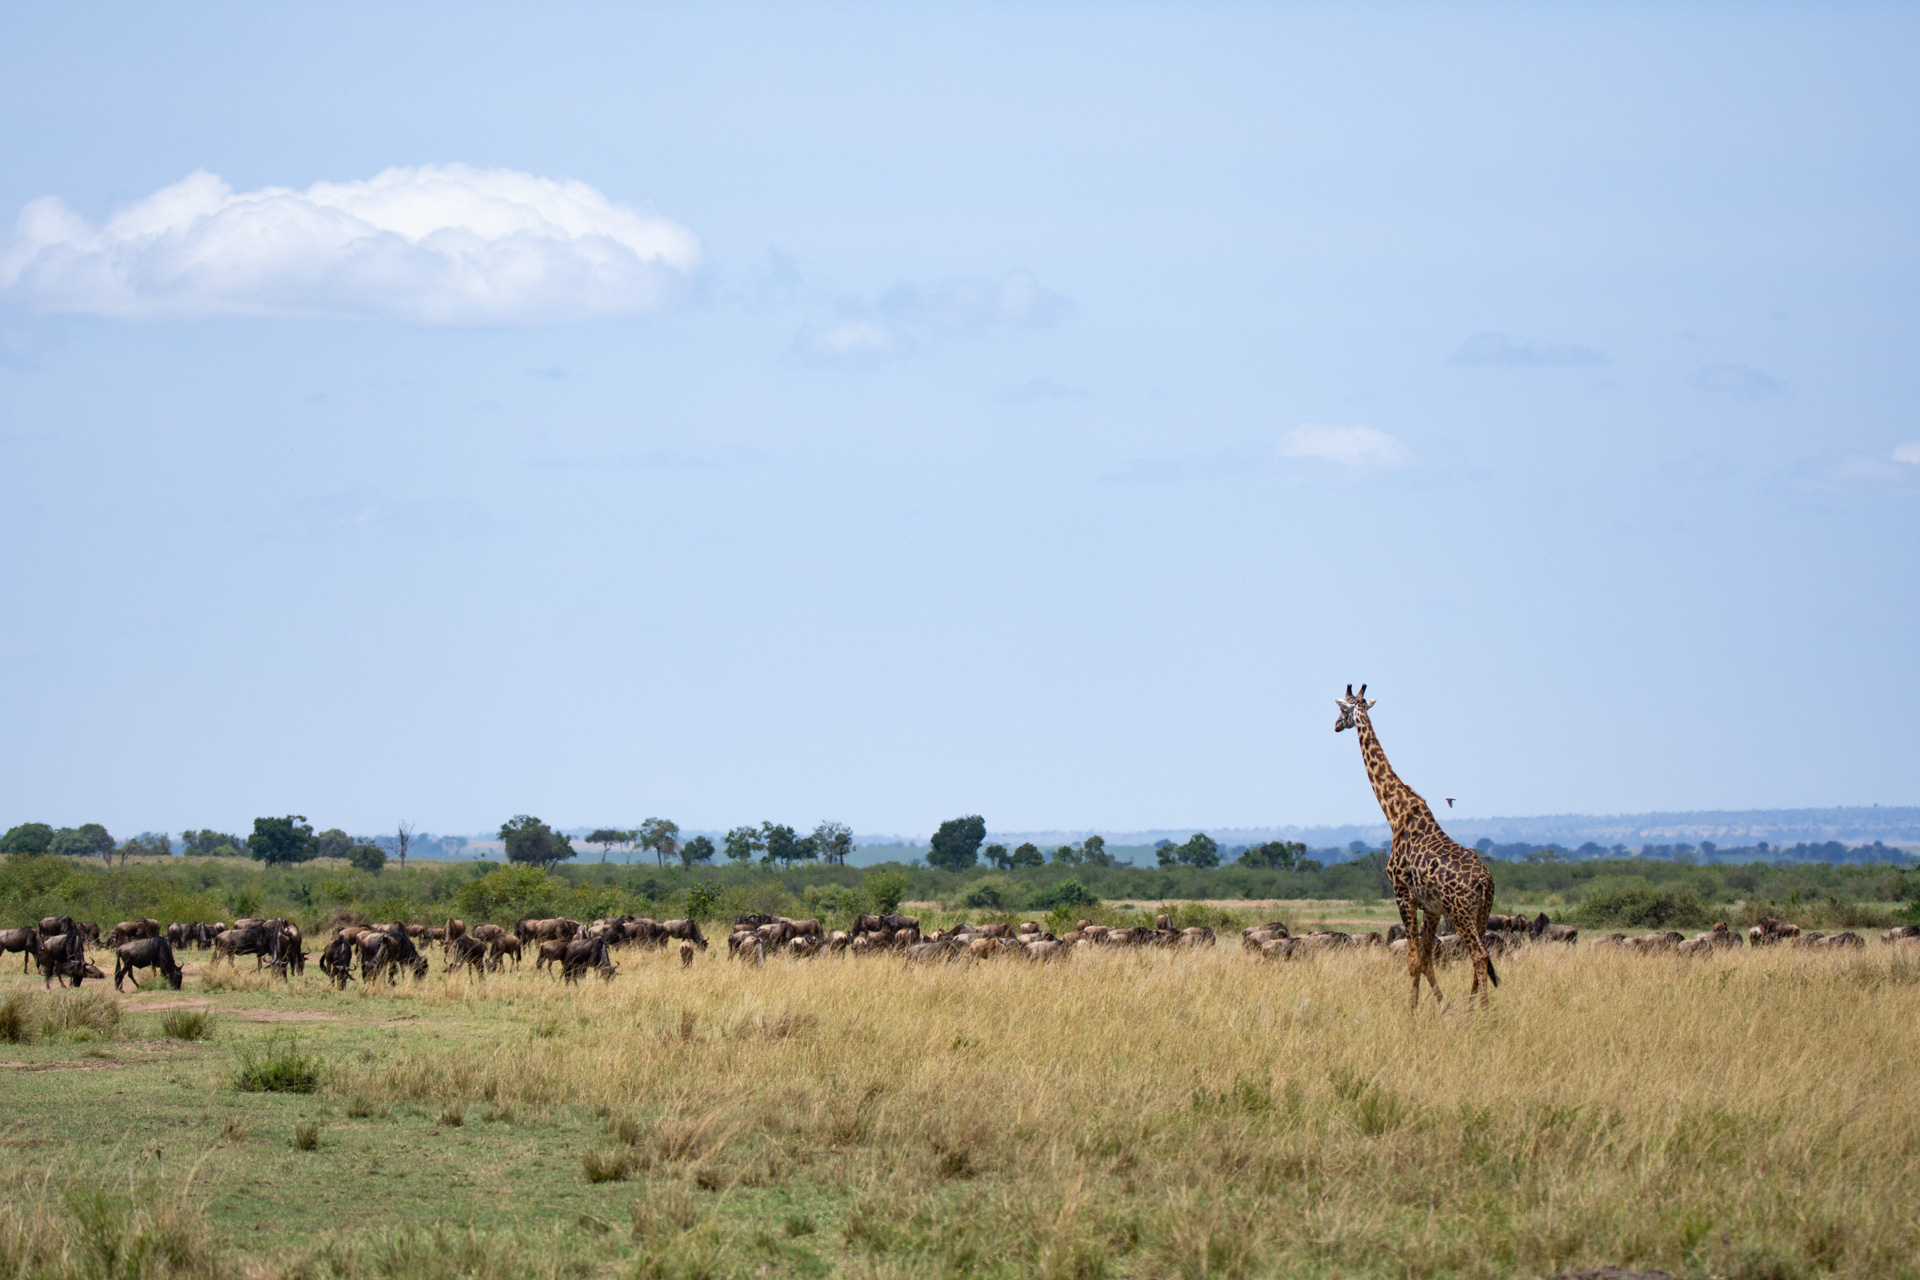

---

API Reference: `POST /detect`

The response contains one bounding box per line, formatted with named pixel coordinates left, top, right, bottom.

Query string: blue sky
left=1, top=3, right=1915, bottom=840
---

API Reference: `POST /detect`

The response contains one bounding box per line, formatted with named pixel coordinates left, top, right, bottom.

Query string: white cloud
left=1893, top=440, right=1920, bottom=465
left=1451, top=332, right=1606, bottom=368
left=0, top=165, right=700, bottom=324
left=1277, top=424, right=1413, bottom=470
left=796, top=270, right=1068, bottom=364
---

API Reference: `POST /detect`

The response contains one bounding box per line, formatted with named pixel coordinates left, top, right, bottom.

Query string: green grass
left=232, top=1033, right=320, bottom=1093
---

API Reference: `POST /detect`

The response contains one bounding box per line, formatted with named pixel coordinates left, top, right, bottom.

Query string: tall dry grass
left=323, top=943, right=1920, bottom=1279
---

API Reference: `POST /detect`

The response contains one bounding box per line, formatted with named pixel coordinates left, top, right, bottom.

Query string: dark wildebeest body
left=560, top=936, right=616, bottom=983
left=662, top=919, right=707, bottom=950
left=110, top=918, right=162, bottom=946
left=320, top=934, right=358, bottom=988
left=114, top=937, right=183, bottom=991
left=487, top=935, right=522, bottom=970
left=1, top=927, right=40, bottom=972
left=446, top=935, right=489, bottom=975
left=213, top=925, right=279, bottom=966
left=36, top=932, right=90, bottom=988
left=360, top=929, right=428, bottom=983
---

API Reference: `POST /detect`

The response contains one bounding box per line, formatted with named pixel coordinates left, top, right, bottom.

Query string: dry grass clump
left=0, top=988, right=123, bottom=1045
left=0, top=1176, right=225, bottom=1280
left=328, top=944, right=1920, bottom=1278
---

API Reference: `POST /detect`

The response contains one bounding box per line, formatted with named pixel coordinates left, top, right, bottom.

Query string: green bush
left=0, top=991, right=35, bottom=1044
left=961, top=877, right=1018, bottom=910
left=1575, top=887, right=1709, bottom=930
left=863, top=870, right=909, bottom=914
left=1029, top=878, right=1098, bottom=910
left=234, top=1034, right=320, bottom=1093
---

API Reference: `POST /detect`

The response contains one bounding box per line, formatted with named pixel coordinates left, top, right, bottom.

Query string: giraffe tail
left=1485, top=954, right=1500, bottom=987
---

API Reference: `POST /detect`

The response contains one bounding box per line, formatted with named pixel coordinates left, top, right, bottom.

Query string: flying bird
left=1445, top=798, right=1455, bottom=808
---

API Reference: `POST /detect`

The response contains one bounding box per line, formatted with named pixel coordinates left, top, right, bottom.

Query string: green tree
left=0, top=822, right=54, bottom=855
left=680, top=834, right=716, bottom=867
left=928, top=815, right=986, bottom=872
left=983, top=843, right=1011, bottom=869
left=499, top=814, right=574, bottom=867
left=1081, top=835, right=1113, bottom=867
left=683, top=881, right=721, bottom=920
left=1052, top=844, right=1082, bottom=866
left=1010, top=842, right=1045, bottom=868
left=347, top=843, right=387, bottom=873
left=1176, top=833, right=1221, bottom=869
left=1238, top=840, right=1303, bottom=870
left=117, top=831, right=172, bottom=867
left=761, top=823, right=817, bottom=866
left=51, top=823, right=115, bottom=860
left=587, top=828, right=631, bottom=862
left=723, top=825, right=764, bottom=863
left=814, top=821, right=854, bottom=865
left=315, top=828, right=354, bottom=860
left=864, top=870, right=909, bottom=914
left=183, top=829, right=248, bottom=857
left=248, top=815, right=317, bottom=865
left=638, top=817, right=680, bottom=868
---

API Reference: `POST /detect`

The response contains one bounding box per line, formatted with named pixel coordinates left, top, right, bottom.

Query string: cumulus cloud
left=1451, top=332, right=1606, bottom=367
left=1694, top=362, right=1785, bottom=400
left=796, top=270, right=1068, bottom=364
left=1892, top=440, right=1920, bottom=465
left=0, top=165, right=700, bottom=324
left=1277, top=424, right=1413, bottom=469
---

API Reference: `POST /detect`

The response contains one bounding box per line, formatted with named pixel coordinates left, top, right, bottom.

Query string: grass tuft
left=581, top=1149, right=631, bottom=1183
left=233, top=1034, right=320, bottom=1093
left=160, top=1009, right=213, bottom=1041
left=293, top=1121, right=320, bottom=1151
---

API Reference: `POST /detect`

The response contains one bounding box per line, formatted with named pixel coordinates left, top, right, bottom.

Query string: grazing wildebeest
left=470, top=923, right=506, bottom=945
left=212, top=925, right=277, bottom=966
left=109, top=918, right=162, bottom=946
left=446, top=935, right=489, bottom=975
left=114, top=937, right=184, bottom=991
left=487, top=935, right=523, bottom=971
left=662, top=919, right=708, bottom=951
left=1, top=926, right=40, bottom=972
left=679, top=941, right=695, bottom=967
left=1884, top=925, right=1920, bottom=944
left=361, top=930, right=428, bottom=983
left=35, top=932, right=90, bottom=988
left=319, top=934, right=358, bottom=988
left=39, top=916, right=76, bottom=939
left=560, top=936, right=616, bottom=983
left=534, top=939, right=569, bottom=971
left=622, top=918, right=669, bottom=949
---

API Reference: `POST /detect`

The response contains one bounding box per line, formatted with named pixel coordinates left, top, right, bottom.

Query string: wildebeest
left=319, top=934, right=358, bottom=988
left=487, top=935, right=523, bottom=971
left=1, top=926, right=40, bottom=972
left=662, top=919, right=708, bottom=951
left=1527, top=914, right=1578, bottom=944
left=360, top=929, right=429, bottom=983
left=1884, top=925, right=1920, bottom=943
left=535, top=939, right=570, bottom=971
left=35, top=932, right=91, bottom=988
left=1749, top=917, right=1801, bottom=946
left=470, top=923, right=506, bottom=945
left=113, top=937, right=183, bottom=991
left=109, top=918, right=162, bottom=946
left=446, top=934, right=489, bottom=975
left=560, top=936, right=616, bottom=983
left=679, top=941, right=695, bottom=967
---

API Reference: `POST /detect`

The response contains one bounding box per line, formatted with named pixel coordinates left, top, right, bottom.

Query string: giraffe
left=1334, top=684, right=1498, bottom=1009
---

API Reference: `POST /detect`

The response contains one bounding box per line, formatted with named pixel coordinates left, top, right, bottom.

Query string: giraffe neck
left=1354, top=714, right=1441, bottom=842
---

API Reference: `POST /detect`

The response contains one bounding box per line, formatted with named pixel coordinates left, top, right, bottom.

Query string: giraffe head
left=1333, top=683, right=1376, bottom=732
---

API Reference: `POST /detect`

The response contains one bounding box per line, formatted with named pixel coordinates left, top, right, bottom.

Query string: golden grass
left=297, top=941, right=1920, bottom=1279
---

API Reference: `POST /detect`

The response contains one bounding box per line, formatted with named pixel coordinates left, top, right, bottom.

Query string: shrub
left=234, top=1035, right=320, bottom=1093
left=159, top=1010, right=212, bottom=1041
left=582, top=1149, right=632, bottom=1183
left=962, top=877, right=1019, bottom=910
left=864, top=870, right=909, bottom=914
left=293, top=1122, right=320, bottom=1151
left=1030, top=879, right=1099, bottom=910
left=1575, top=887, right=1709, bottom=929
left=40, top=989, right=121, bottom=1041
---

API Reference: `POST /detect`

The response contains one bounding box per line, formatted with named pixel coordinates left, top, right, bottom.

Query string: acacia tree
left=396, top=820, right=414, bottom=869
left=723, top=825, right=764, bottom=863
left=927, top=815, right=986, bottom=872
left=680, top=834, right=716, bottom=867
left=813, top=821, right=853, bottom=866
left=248, top=815, right=316, bottom=865
left=587, top=828, right=631, bottom=863
left=638, top=817, right=680, bottom=868
left=500, top=814, right=574, bottom=867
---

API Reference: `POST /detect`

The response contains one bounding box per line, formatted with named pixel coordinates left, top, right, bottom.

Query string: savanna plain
left=3, top=937, right=1919, bottom=1280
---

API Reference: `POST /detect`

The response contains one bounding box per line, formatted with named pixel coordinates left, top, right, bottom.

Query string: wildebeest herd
left=6, top=909, right=1917, bottom=995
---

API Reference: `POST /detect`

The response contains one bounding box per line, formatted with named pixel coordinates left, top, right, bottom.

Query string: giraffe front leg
left=1396, top=895, right=1422, bottom=1011
left=1418, top=912, right=1444, bottom=1004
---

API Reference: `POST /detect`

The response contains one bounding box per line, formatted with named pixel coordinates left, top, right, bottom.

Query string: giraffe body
left=1336, top=687, right=1498, bottom=1008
